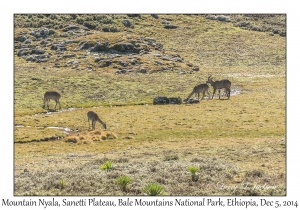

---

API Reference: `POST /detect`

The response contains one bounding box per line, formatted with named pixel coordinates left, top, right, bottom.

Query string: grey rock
left=127, top=14, right=141, bottom=18
left=51, top=44, right=66, bottom=51
left=63, top=54, right=76, bottom=58
left=24, top=39, right=32, bottom=44
left=40, top=28, right=49, bottom=36
left=63, top=25, right=80, bottom=32
left=151, top=14, right=159, bottom=19
left=123, top=19, right=134, bottom=28
left=119, top=61, right=128, bottom=67
left=98, top=60, right=111, bottom=67
left=217, top=15, right=231, bottom=22
left=17, top=48, right=31, bottom=56
left=16, top=36, right=27, bottom=42
left=111, top=43, right=137, bottom=52
left=130, top=59, right=138, bottom=65
left=49, top=29, right=56, bottom=35
left=153, top=96, right=182, bottom=105
left=155, top=60, right=162, bottom=65
left=94, top=57, right=104, bottom=62
left=32, top=48, right=45, bottom=54
left=164, top=24, right=179, bottom=29
left=89, top=42, right=109, bottom=52
left=279, top=31, right=286, bottom=37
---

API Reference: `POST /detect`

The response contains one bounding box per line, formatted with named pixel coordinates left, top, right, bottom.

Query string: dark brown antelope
left=87, top=111, right=107, bottom=130
left=206, top=75, right=231, bottom=99
left=43, top=91, right=61, bottom=109
left=184, top=83, right=210, bottom=103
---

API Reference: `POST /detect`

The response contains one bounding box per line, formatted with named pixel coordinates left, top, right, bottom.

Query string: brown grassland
left=14, top=14, right=286, bottom=196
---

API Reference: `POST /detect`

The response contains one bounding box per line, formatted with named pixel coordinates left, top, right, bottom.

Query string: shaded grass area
left=14, top=138, right=285, bottom=196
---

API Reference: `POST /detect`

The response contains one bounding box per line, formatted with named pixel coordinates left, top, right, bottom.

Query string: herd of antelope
left=42, top=75, right=231, bottom=130
left=184, top=75, right=231, bottom=102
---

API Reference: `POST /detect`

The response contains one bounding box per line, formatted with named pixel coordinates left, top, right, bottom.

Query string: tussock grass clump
left=100, top=161, right=113, bottom=171
left=143, top=183, right=165, bottom=196
left=164, top=154, right=179, bottom=161
left=63, top=130, right=117, bottom=144
left=64, top=136, right=79, bottom=143
left=187, top=166, right=199, bottom=182
left=246, top=169, right=265, bottom=178
left=116, top=175, right=132, bottom=192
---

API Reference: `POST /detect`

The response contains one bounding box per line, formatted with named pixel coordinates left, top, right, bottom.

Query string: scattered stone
left=40, top=28, right=49, bottom=36
left=123, top=19, right=134, bottom=28
left=119, top=61, right=128, bottom=67
left=124, top=136, right=134, bottom=139
left=111, top=43, right=137, bottom=52
left=17, top=48, right=31, bottom=56
left=127, top=14, right=141, bottom=18
left=155, top=60, right=162, bottom=65
left=90, top=42, right=109, bottom=52
left=94, top=57, right=104, bottom=62
left=24, top=39, right=32, bottom=44
left=51, top=44, right=66, bottom=51
left=98, top=60, right=111, bottom=67
left=153, top=96, right=182, bottom=105
left=16, top=35, right=27, bottom=42
left=63, top=54, right=76, bottom=58
left=78, top=41, right=95, bottom=50
left=164, top=24, right=179, bottom=29
left=217, top=15, right=231, bottom=22
left=173, top=57, right=184, bottom=62
left=206, top=14, right=231, bottom=22
left=184, top=98, right=200, bottom=104
left=192, top=67, right=200, bottom=71
left=151, top=14, right=159, bottom=19
left=63, top=25, right=80, bottom=32
left=130, top=59, right=138, bottom=65
left=66, top=60, right=79, bottom=65
left=279, top=31, right=286, bottom=37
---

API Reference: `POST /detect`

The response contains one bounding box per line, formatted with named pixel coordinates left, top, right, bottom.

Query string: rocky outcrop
left=153, top=96, right=182, bottom=105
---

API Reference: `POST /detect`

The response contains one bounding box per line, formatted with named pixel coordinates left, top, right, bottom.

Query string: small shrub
left=64, top=136, right=79, bottom=143
left=100, top=161, right=113, bottom=171
left=246, top=169, right=265, bottom=178
left=116, top=175, right=132, bottom=192
left=143, top=183, right=165, bottom=196
left=188, top=166, right=199, bottom=182
left=164, top=154, right=179, bottom=161
left=59, top=179, right=65, bottom=189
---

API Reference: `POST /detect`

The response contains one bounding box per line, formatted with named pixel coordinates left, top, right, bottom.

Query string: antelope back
left=44, top=91, right=61, bottom=100
left=87, top=111, right=97, bottom=120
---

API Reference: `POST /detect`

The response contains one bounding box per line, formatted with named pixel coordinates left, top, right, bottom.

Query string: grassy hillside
left=14, top=14, right=286, bottom=196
